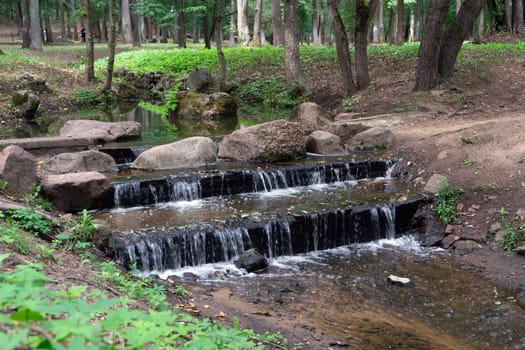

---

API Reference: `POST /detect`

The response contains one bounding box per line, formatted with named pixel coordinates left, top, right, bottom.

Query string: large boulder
left=306, top=130, right=345, bottom=155
left=131, top=137, right=217, bottom=170
left=0, top=145, right=37, bottom=195
left=288, top=102, right=333, bottom=134
left=344, top=127, right=394, bottom=151
left=11, top=90, right=40, bottom=119
left=174, top=91, right=237, bottom=117
left=328, top=121, right=370, bottom=143
left=59, top=120, right=141, bottom=142
left=40, top=171, right=113, bottom=212
left=185, top=68, right=214, bottom=92
left=43, top=150, right=117, bottom=174
left=218, top=120, right=306, bottom=162
left=113, top=82, right=140, bottom=101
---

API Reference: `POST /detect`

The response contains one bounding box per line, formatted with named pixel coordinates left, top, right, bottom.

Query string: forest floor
left=1, top=28, right=525, bottom=349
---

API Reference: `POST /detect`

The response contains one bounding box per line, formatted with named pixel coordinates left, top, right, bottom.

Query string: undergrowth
left=435, top=177, right=461, bottom=225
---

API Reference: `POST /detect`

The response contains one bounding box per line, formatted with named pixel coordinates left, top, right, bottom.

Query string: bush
left=435, top=178, right=460, bottom=225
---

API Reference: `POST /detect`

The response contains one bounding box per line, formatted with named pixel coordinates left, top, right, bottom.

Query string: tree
left=414, top=0, right=487, bottom=91
left=328, top=0, right=357, bottom=95
left=312, top=0, right=322, bottom=45
left=253, top=0, right=263, bottom=44
left=177, top=0, right=187, bottom=47
left=121, top=0, right=133, bottom=43
left=213, top=0, right=227, bottom=89
left=394, top=0, right=404, bottom=44
left=512, top=0, right=523, bottom=32
left=355, top=0, right=378, bottom=89
left=20, top=0, right=31, bottom=48
left=271, top=0, right=284, bottom=45
left=284, top=0, right=303, bottom=84
left=82, top=0, right=95, bottom=81
left=104, top=0, right=117, bottom=91
left=29, top=0, right=42, bottom=50
left=237, top=0, right=250, bottom=44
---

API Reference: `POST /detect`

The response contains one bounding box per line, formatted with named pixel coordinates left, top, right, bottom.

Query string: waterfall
left=381, top=205, right=396, bottom=239
left=113, top=181, right=141, bottom=208
left=370, top=208, right=381, bottom=240
left=170, top=179, right=201, bottom=201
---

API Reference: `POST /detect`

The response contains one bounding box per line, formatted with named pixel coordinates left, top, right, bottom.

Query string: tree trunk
left=44, top=0, right=53, bottom=43
left=409, top=8, right=415, bottom=41
left=29, top=0, right=42, bottom=50
left=372, top=0, right=383, bottom=43
left=414, top=0, right=449, bottom=91
left=237, top=0, right=250, bottom=44
left=415, top=0, right=422, bottom=40
left=438, top=0, right=488, bottom=80
left=132, top=9, right=142, bottom=47
left=512, top=0, right=524, bottom=32
left=71, top=0, right=79, bottom=41
left=253, top=0, right=263, bottom=44
left=104, top=0, right=117, bottom=91
left=504, top=0, right=512, bottom=31
left=355, top=0, right=378, bottom=89
left=328, top=0, right=357, bottom=95
left=477, top=6, right=485, bottom=38
left=395, top=0, right=404, bottom=44
left=177, top=0, right=186, bottom=48
left=312, top=0, right=321, bottom=45
left=456, top=0, right=461, bottom=13
left=121, top=0, right=133, bottom=43
left=214, top=0, right=227, bottom=89
left=230, top=0, right=236, bottom=45
left=59, top=0, right=67, bottom=41
left=284, top=0, right=303, bottom=84
left=271, top=0, right=283, bottom=45
left=21, top=0, right=30, bottom=48
left=82, top=0, right=95, bottom=81
left=192, top=0, right=200, bottom=43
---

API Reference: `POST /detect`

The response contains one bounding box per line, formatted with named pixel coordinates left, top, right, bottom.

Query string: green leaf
left=10, top=308, right=44, bottom=322
left=0, top=328, right=30, bottom=350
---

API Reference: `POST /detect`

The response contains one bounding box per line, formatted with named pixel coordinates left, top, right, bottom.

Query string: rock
left=451, top=240, right=481, bottom=255
left=306, top=130, right=345, bottom=155
left=59, top=120, right=141, bottom=142
left=345, top=127, right=394, bottom=151
left=174, top=91, right=237, bottom=117
left=288, top=102, right=333, bottom=134
left=185, top=68, right=214, bottom=92
left=11, top=90, right=40, bottom=119
left=40, top=171, right=113, bottom=212
left=113, top=82, right=139, bottom=100
left=0, top=145, right=37, bottom=195
left=488, top=222, right=501, bottom=235
left=515, top=208, right=525, bottom=220
left=457, top=228, right=486, bottom=243
left=16, top=73, right=47, bottom=92
left=516, top=246, right=525, bottom=256
left=42, top=150, right=117, bottom=174
left=421, top=219, right=446, bottom=247
left=218, top=119, right=306, bottom=162
left=91, top=219, right=113, bottom=255
left=387, top=274, right=411, bottom=286
left=131, top=136, right=216, bottom=170
left=234, top=249, right=269, bottom=272
left=437, top=151, right=448, bottom=160
left=328, top=121, right=370, bottom=143
left=517, top=291, right=525, bottom=310
left=423, top=174, right=448, bottom=194
left=439, top=234, right=461, bottom=249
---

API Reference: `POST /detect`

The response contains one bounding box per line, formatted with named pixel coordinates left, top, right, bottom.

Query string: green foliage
left=0, top=224, right=32, bottom=254
left=74, top=88, right=104, bottom=106
left=435, top=177, right=460, bottom=225
left=497, top=207, right=524, bottom=254
left=237, top=77, right=307, bottom=108
left=4, top=208, right=51, bottom=235
left=23, top=185, right=52, bottom=211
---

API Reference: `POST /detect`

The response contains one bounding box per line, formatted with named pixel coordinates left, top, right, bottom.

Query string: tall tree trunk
left=284, top=0, right=303, bottom=84
left=71, top=0, right=79, bottom=41
left=82, top=0, right=95, bottom=81
left=59, top=0, right=66, bottom=41
left=43, top=0, right=53, bottom=42
left=101, top=17, right=108, bottom=42
left=328, top=0, right=357, bottom=95
left=395, top=0, right=404, bottom=44
left=504, top=0, right=512, bottom=31
left=29, top=0, right=42, bottom=50
left=104, top=0, right=117, bottom=91
left=312, top=0, right=321, bottom=45
left=253, top=0, right=263, bottom=44
left=477, top=6, right=484, bottom=38
left=121, top=0, right=133, bottom=43
left=177, top=0, right=186, bottom=48
left=438, top=0, right=488, bottom=79
left=414, top=0, right=449, bottom=91
left=271, top=0, right=283, bottom=45
left=386, top=7, right=394, bottom=43
left=355, top=0, right=378, bottom=89
left=409, top=8, right=415, bottom=41
left=230, top=0, right=236, bottom=45
left=192, top=0, right=200, bottom=43
left=415, top=0, right=422, bottom=40
left=132, top=8, right=142, bottom=47
left=214, top=0, right=227, bottom=89
left=21, top=0, right=31, bottom=48
left=237, top=0, right=250, bottom=44
left=456, top=0, right=461, bottom=13
left=512, top=0, right=524, bottom=32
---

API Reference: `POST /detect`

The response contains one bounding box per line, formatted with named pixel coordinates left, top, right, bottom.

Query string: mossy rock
left=174, top=91, right=237, bottom=118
